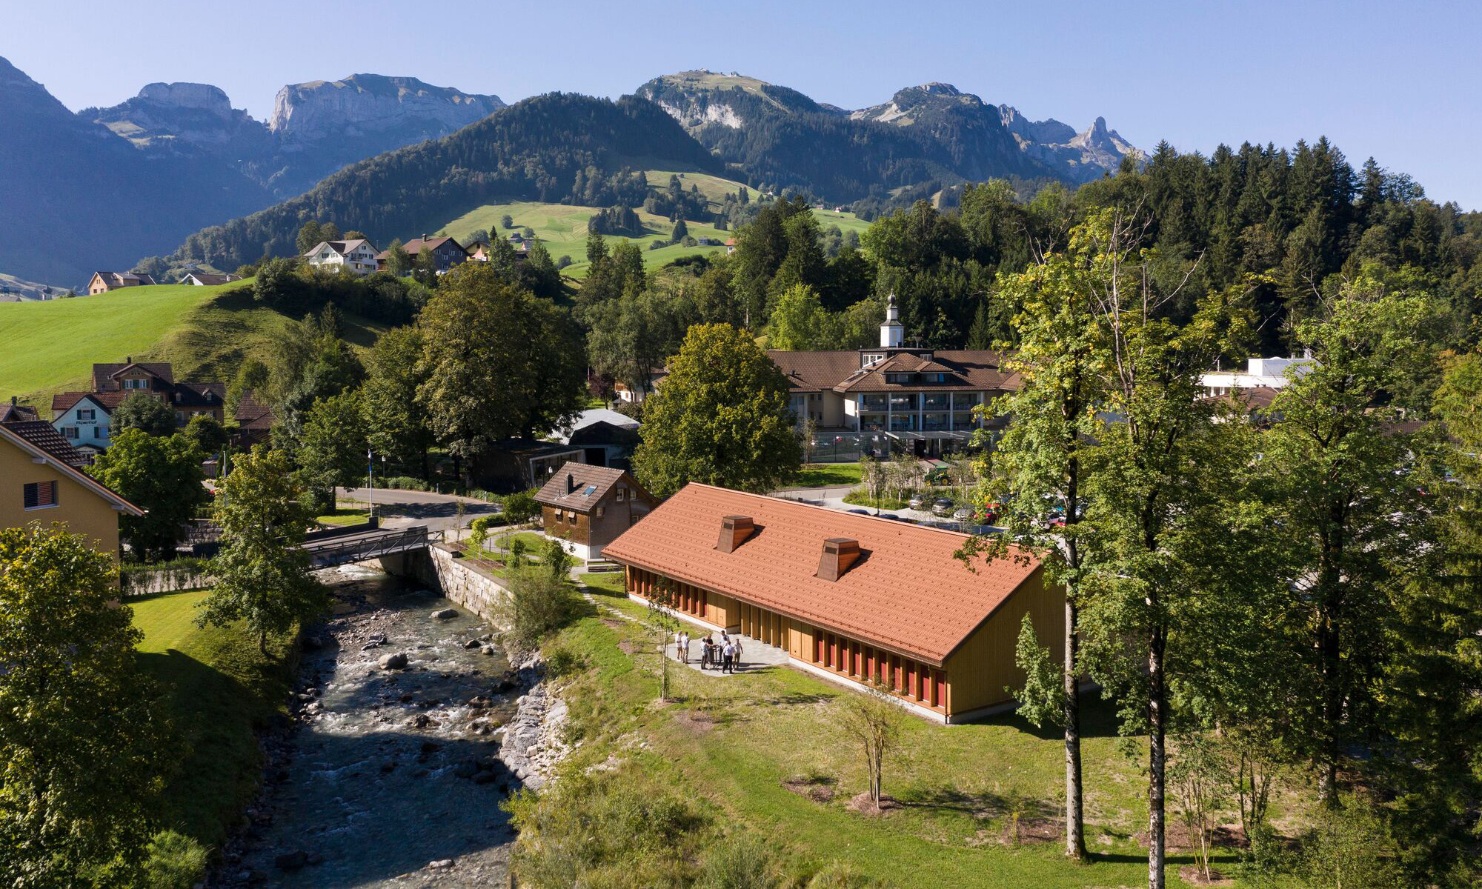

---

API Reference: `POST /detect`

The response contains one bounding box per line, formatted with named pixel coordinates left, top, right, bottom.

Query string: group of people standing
left=675, top=630, right=743, bottom=674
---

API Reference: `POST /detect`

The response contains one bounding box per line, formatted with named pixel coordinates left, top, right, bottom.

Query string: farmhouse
left=604, top=485, right=1064, bottom=722
left=0, top=421, right=142, bottom=560
left=534, top=464, right=656, bottom=561
left=51, top=360, right=227, bottom=453
left=377, top=236, right=468, bottom=274
left=87, top=271, right=156, bottom=294
left=303, top=239, right=380, bottom=277
left=768, top=295, right=1019, bottom=458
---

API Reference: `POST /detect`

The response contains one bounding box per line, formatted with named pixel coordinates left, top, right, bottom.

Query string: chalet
left=605, top=485, right=1064, bottom=722
left=1201, top=354, right=1315, bottom=398
left=377, top=236, right=468, bottom=274
left=232, top=389, right=276, bottom=448
left=181, top=272, right=243, bottom=286
left=87, top=271, right=156, bottom=295
left=51, top=360, right=228, bottom=453
left=304, top=239, right=380, bottom=277
left=465, top=240, right=492, bottom=262
left=534, top=464, right=656, bottom=560
left=0, top=421, right=143, bottom=560
left=768, top=296, right=1019, bottom=458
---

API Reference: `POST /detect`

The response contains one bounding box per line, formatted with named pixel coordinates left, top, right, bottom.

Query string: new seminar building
left=604, top=485, right=1064, bottom=722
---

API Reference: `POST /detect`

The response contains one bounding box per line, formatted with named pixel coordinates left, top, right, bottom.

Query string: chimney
left=716, top=515, right=754, bottom=553
left=566, top=472, right=576, bottom=493
left=816, top=538, right=862, bottom=582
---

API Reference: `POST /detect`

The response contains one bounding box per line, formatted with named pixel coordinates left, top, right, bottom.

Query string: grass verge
left=793, top=463, right=864, bottom=488
left=524, top=587, right=1242, bottom=888
left=131, top=591, right=296, bottom=853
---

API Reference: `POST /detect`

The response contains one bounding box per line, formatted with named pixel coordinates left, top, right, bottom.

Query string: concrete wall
left=388, top=545, right=512, bottom=630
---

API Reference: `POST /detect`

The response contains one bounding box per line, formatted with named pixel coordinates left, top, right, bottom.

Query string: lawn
left=433, top=171, right=871, bottom=280
left=0, top=283, right=231, bottom=401
left=793, top=462, right=864, bottom=488
left=315, top=502, right=372, bottom=527
left=537, top=593, right=1229, bottom=888
left=0, top=278, right=387, bottom=406
left=130, top=590, right=297, bottom=852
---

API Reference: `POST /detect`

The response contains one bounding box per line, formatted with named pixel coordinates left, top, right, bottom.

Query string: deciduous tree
left=0, top=523, right=167, bottom=887
left=198, top=447, right=325, bottom=652
left=112, top=393, right=177, bottom=436
left=88, top=428, right=209, bottom=562
left=632, top=324, right=800, bottom=496
left=296, top=390, right=367, bottom=513
left=416, top=265, right=585, bottom=468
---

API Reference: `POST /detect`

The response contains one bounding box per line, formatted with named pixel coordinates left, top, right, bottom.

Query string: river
left=217, top=564, right=522, bottom=887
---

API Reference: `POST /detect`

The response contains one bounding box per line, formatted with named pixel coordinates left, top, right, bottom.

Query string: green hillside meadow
left=437, top=170, right=870, bottom=279
left=0, top=278, right=384, bottom=405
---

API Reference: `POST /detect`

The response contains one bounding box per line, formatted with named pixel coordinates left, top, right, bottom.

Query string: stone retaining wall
left=394, top=546, right=511, bottom=629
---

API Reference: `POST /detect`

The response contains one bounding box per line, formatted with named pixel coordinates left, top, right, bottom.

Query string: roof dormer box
left=716, top=515, right=755, bottom=553
left=816, top=537, right=862, bottom=581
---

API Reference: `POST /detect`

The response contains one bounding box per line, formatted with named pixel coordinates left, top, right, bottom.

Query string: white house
left=50, top=393, right=113, bottom=459
left=1201, top=354, right=1316, bottom=398
left=303, top=239, right=380, bottom=277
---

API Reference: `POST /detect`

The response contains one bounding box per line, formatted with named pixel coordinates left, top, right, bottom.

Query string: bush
left=501, top=490, right=539, bottom=524
left=381, top=476, right=432, bottom=491
left=497, top=570, right=581, bottom=655
left=543, top=643, right=585, bottom=679
left=143, top=831, right=209, bottom=889
left=695, top=833, right=783, bottom=889
left=505, top=769, right=708, bottom=888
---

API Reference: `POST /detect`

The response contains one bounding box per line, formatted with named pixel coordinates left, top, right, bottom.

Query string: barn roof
left=603, top=485, right=1041, bottom=665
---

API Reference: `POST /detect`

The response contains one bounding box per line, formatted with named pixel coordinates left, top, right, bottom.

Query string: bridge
left=301, top=525, right=433, bottom=570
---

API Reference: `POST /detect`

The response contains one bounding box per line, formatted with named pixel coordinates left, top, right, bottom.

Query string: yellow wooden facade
left=0, top=428, right=137, bottom=558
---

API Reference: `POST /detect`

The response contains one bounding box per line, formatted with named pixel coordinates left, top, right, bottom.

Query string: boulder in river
left=432, top=608, right=459, bottom=620
left=379, top=652, right=409, bottom=670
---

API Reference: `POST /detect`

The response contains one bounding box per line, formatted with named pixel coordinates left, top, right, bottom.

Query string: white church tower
left=880, top=293, right=904, bottom=348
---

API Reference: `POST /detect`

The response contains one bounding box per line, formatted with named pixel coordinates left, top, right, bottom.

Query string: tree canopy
left=632, top=323, right=800, bottom=496
left=88, top=429, right=209, bottom=562
left=0, top=524, right=167, bottom=887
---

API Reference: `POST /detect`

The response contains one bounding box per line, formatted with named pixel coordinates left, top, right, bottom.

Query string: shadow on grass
left=969, top=688, right=1123, bottom=741
left=138, top=644, right=291, bottom=849
left=895, top=782, right=1057, bottom=822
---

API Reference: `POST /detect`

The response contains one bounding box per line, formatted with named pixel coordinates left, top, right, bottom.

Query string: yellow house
left=0, top=422, right=143, bottom=558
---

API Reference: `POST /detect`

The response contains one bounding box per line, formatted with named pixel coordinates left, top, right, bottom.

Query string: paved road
left=334, top=486, right=500, bottom=533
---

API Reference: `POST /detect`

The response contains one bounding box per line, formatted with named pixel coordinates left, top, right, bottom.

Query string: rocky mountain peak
left=135, top=82, right=234, bottom=117
left=268, top=74, right=504, bottom=142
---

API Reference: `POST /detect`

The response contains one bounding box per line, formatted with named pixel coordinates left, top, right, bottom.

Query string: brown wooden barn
left=603, top=484, right=1064, bottom=722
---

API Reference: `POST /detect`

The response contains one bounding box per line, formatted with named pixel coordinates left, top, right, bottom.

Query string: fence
left=120, top=559, right=215, bottom=597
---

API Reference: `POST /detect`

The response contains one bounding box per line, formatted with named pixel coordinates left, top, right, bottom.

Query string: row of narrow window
left=627, top=567, right=944, bottom=710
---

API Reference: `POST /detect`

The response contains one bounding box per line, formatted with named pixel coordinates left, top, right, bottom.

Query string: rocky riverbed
left=208, top=564, right=536, bottom=888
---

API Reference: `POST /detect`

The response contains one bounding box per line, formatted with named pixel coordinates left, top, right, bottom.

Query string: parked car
left=931, top=498, right=954, bottom=516
left=908, top=494, right=928, bottom=511
left=846, top=508, right=871, bottom=516
left=952, top=507, right=974, bottom=524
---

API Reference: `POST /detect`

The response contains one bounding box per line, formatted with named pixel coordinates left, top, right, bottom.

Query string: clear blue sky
left=7, top=0, right=1480, bottom=209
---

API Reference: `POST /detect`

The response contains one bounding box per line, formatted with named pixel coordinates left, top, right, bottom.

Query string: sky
left=5, top=0, right=1480, bottom=209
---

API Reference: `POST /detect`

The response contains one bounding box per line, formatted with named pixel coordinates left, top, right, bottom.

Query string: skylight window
left=583, top=485, right=597, bottom=497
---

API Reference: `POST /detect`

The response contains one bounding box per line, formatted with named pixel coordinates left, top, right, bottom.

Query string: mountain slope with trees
left=169, top=93, right=723, bottom=273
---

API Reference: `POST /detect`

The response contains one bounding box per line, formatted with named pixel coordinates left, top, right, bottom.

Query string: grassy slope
left=436, top=170, right=870, bottom=280
left=132, top=590, right=296, bottom=850
left=557, top=575, right=1236, bottom=888
left=0, top=278, right=385, bottom=406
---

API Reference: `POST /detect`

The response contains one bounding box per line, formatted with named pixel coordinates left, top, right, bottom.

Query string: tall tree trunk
left=1148, top=626, right=1167, bottom=889
left=1318, top=598, right=1342, bottom=806
left=1065, top=594, right=1086, bottom=860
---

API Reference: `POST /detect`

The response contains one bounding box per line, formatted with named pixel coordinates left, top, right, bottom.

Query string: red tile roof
left=603, top=485, right=1042, bottom=665
left=0, top=403, right=39, bottom=423
left=0, top=424, right=142, bottom=515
